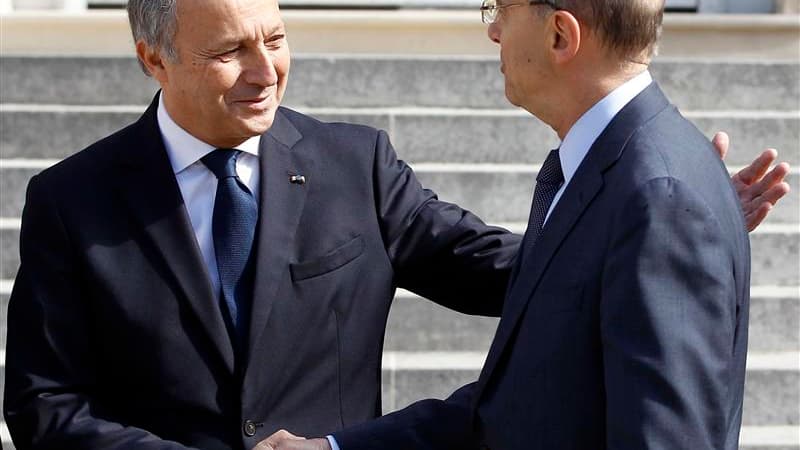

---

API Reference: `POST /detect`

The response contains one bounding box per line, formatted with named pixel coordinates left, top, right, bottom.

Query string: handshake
left=253, top=430, right=333, bottom=450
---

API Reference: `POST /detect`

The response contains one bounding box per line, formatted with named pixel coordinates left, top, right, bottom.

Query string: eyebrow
left=223, top=24, right=285, bottom=43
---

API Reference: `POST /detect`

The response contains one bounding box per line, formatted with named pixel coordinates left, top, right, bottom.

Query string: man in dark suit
left=4, top=0, right=786, bottom=449
left=3, top=0, right=518, bottom=448
left=266, top=1, right=760, bottom=449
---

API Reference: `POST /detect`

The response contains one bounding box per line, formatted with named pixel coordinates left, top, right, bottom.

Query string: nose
left=243, top=45, right=279, bottom=87
left=487, top=22, right=501, bottom=44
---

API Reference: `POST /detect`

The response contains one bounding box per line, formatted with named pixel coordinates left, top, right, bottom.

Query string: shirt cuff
left=326, top=435, right=341, bottom=450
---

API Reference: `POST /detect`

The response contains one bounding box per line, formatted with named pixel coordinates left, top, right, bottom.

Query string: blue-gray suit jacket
left=334, top=83, right=751, bottom=450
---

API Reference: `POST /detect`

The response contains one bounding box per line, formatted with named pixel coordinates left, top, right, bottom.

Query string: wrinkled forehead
left=174, top=0, right=284, bottom=42
left=176, top=0, right=283, bottom=30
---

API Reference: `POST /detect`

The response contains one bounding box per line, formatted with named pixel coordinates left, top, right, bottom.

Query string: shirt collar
left=557, top=70, right=653, bottom=185
left=156, top=92, right=262, bottom=174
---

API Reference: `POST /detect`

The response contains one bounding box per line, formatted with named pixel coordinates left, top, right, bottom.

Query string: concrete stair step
left=381, top=288, right=800, bottom=353
left=315, top=110, right=800, bottom=168
left=287, top=58, right=800, bottom=112
left=376, top=351, right=800, bottom=427
left=1, top=57, right=798, bottom=111
left=1, top=11, right=798, bottom=60
left=412, top=170, right=799, bottom=227
left=0, top=108, right=142, bottom=160
left=749, top=288, right=800, bottom=352
left=738, top=425, right=800, bottom=450
left=2, top=107, right=797, bottom=168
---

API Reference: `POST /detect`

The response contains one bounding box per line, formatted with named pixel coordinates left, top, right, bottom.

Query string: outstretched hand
left=712, top=132, right=791, bottom=231
left=253, top=430, right=332, bottom=450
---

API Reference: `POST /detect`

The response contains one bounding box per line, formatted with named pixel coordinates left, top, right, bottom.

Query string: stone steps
left=2, top=12, right=799, bottom=59
left=1, top=27, right=798, bottom=450
left=1, top=57, right=799, bottom=111
left=376, top=352, right=800, bottom=425
left=382, top=288, right=800, bottom=352
left=1, top=105, right=798, bottom=166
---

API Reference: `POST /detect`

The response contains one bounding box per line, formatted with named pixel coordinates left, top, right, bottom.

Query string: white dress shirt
left=545, top=70, right=653, bottom=223
left=156, top=93, right=262, bottom=296
left=326, top=436, right=341, bottom=450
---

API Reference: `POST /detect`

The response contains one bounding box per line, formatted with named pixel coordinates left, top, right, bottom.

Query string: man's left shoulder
left=625, top=107, right=728, bottom=185
left=621, top=109, right=746, bottom=229
left=277, top=106, right=383, bottom=143
left=274, top=107, right=394, bottom=174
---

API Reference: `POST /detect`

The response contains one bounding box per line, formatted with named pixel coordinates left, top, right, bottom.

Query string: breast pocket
left=290, top=235, right=365, bottom=281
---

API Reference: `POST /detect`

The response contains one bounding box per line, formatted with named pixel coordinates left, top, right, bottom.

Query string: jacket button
left=243, top=420, right=257, bottom=437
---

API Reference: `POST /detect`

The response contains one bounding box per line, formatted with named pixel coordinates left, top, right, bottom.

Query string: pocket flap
left=290, top=235, right=365, bottom=281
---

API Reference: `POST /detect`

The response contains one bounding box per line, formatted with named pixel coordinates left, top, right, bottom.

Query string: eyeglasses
left=480, top=0, right=559, bottom=24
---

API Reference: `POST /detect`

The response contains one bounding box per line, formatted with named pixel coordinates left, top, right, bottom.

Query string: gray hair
left=542, top=0, right=664, bottom=61
left=127, top=0, right=180, bottom=75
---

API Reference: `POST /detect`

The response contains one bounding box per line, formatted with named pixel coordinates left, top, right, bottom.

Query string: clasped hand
left=253, top=430, right=332, bottom=450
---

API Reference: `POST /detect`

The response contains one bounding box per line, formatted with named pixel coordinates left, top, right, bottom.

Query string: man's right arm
left=252, top=381, right=479, bottom=450
left=328, top=383, right=478, bottom=450
left=3, top=176, right=195, bottom=450
left=370, top=129, right=521, bottom=317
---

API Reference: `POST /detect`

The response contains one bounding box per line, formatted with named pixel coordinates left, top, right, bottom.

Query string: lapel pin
left=289, top=174, right=306, bottom=185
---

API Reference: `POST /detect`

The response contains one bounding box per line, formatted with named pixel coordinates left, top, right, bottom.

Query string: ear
left=548, top=10, right=581, bottom=65
left=136, top=40, right=170, bottom=83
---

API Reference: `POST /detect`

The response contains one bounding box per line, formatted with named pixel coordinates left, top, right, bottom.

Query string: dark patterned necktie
left=201, top=149, right=257, bottom=351
left=527, top=148, right=564, bottom=249
left=508, top=149, right=564, bottom=286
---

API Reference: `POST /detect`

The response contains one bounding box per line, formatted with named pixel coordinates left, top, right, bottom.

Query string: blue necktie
left=202, top=149, right=257, bottom=351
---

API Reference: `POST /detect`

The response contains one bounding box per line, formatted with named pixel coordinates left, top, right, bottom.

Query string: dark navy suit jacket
left=3, top=97, right=520, bottom=450
left=333, top=83, right=751, bottom=450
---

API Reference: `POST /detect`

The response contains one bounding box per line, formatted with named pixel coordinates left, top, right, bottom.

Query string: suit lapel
left=476, top=161, right=605, bottom=393
left=245, top=109, right=312, bottom=366
left=116, top=97, right=235, bottom=373
left=476, top=83, right=672, bottom=395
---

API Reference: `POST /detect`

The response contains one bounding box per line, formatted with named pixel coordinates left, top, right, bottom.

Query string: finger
left=734, top=148, right=778, bottom=186
left=252, top=441, right=275, bottom=450
left=741, top=162, right=791, bottom=202
left=276, top=438, right=323, bottom=450
left=755, top=181, right=792, bottom=208
left=264, top=430, right=304, bottom=446
left=763, top=162, right=791, bottom=191
left=712, top=131, right=730, bottom=160
left=745, top=202, right=772, bottom=232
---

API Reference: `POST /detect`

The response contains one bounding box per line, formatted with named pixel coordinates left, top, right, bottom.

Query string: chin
left=244, top=114, right=277, bottom=136
left=504, top=87, right=521, bottom=107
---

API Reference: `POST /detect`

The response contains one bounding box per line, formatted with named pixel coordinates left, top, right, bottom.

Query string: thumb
left=711, top=131, right=730, bottom=160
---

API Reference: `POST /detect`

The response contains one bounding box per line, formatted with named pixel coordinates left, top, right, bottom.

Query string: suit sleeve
left=601, top=177, right=745, bottom=449
left=3, top=176, right=196, bottom=450
left=371, top=130, right=521, bottom=316
left=332, top=382, right=478, bottom=450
